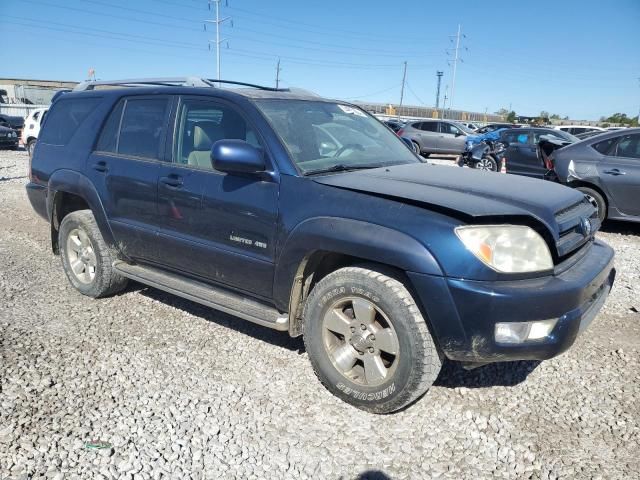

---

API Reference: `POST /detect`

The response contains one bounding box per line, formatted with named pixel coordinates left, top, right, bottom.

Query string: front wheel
left=473, top=155, right=498, bottom=171
left=27, top=139, right=36, bottom=158
left=303, top=266, right=442, bottom=413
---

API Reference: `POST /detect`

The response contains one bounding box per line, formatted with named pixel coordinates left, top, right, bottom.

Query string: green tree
left=539, top=110, right=550, bottom=119
left=550, top=113, right=561, bottom=120
left=506, top=111, right=517, bottom=123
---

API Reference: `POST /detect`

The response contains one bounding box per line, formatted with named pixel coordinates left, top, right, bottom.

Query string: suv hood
left=313, top=163, right=585, bottom=239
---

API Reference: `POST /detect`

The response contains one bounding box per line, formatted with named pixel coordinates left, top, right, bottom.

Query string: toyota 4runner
left=26, top=78, right=615, bottom=413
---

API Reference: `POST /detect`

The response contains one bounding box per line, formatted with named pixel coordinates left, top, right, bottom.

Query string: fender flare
left=47, top=169, right=117, bottom=250
left=273, top=216, right=443, bottom=310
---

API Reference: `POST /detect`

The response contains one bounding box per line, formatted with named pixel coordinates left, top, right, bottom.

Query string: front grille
left=554, top=198, right=598, bottom=259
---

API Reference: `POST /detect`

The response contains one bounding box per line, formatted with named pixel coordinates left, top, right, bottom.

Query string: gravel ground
left=1, top=149, right=639, bottom=479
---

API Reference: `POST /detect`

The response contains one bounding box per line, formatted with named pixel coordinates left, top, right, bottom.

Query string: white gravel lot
left=1, top=149, right=639, bottom=479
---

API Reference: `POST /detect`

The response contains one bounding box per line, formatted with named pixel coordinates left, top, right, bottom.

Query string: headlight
left=455, top=225, right=553, bottom=273
left=10, top=131, right=16, bottom=137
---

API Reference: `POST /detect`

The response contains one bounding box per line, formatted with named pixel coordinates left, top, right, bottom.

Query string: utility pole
left=442, top=85, right=449, bottom=115
left=399, top=61, right=407, bottom=118
left=435, top=71, right=443, bottom=117
left=447, top=24, right=465, bottom=114
left=275, top=58, right=282, bottom=89
left=206, top=0, right=231, bottom=86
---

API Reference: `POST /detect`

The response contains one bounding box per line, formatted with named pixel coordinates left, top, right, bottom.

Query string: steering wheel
left=333, top=143, right=364, bottom=157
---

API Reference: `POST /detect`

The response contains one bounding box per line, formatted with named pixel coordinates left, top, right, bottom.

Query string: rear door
left=155, top=95, right=279, bottom=298
left=88, top=95, right=172, bottom=262
left=598, top=133, right=640, bottom=216
left=502, top=130, right=540, bottom=177
left=417, top=121, right=439, bottom=152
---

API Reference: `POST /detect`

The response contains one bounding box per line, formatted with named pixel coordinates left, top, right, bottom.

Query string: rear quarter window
left=39, top=97, right=101, bottom=146
left=591, top=137, right=617, bottom=155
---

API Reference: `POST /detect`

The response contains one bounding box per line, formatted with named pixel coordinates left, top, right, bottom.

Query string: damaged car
left=552, top=128, right=640, bottom=222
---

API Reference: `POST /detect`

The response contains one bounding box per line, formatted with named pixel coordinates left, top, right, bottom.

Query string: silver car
left=400, top=119, right=472, bottom=156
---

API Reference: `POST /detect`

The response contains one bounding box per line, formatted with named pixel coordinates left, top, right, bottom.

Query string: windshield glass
left=548, top=129, right=579, bottom=142
left=255, top=100, right=419, bottom=174
left=454, top=122, right=474, bottom=134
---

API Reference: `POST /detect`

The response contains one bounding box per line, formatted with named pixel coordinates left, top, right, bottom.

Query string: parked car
left=497, top=128, right=578, bottom=179
left=21, top=108, right=48, bottom=157
left=0, top=124, right=19, bottom=149
left=0, top=113, right=25, bottom=137
left=27, top=77, right=615, bottom=413
left=475, top=123, right=517, bottom=134
left=382, top=119, right=404, bottom=133
left=459, top=121, right=480, bottom=131
left=552, top=128, right=640, bottom=222
left=397, top=119, right=473, bottom=156
left=553, top=125, right=604, bottom=136
left=575, top=130, right=606, bottom=140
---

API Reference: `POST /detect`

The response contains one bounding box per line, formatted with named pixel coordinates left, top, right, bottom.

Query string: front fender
left=47, top=169, right=117, bottom=249
left=273, top=216, right=443, bottom=309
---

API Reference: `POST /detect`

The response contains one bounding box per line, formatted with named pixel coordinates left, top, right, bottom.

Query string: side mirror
left=211, top=139, right=265, bottom=174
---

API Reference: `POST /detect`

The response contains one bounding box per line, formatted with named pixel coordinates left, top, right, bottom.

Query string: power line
left=405, top=81, right=427, bottom=105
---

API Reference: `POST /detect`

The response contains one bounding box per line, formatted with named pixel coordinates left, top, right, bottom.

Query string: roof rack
left=73, top=77, right=287, bottom=92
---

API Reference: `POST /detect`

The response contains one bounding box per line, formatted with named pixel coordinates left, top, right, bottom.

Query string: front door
left=88, top=96, right=172, bottom=262
left=502, top=130, right=541, bottom=177
left=599, top=133, right=640, bottom=216
left=438, top=122, right=466, bottom=154
left=156, top=96, right=279, bottom=299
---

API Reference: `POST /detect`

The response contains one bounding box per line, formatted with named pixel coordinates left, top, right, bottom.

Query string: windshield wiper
left=303, top=163, right=382, bottom=176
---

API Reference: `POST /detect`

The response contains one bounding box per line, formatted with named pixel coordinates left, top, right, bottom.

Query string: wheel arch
left=48, top=169, right=117, bottom=255
left=566, top=180, right=609, bottom=212
left=275, top=217, right=443, bottom=336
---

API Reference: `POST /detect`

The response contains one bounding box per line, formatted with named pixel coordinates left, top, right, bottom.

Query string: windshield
left=255, top=100, right=419, bottom=174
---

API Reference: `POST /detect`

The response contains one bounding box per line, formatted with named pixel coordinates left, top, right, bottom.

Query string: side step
left=113, top=261, right=289, bottom=331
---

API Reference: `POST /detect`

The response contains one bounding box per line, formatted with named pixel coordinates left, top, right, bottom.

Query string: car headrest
left=193, top=121, right=225, bottom=150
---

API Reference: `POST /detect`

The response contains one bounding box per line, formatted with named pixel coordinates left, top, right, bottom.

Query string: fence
left=354, top=102, right=503, bottom=123
left=0, top=104, right=49, bottom=119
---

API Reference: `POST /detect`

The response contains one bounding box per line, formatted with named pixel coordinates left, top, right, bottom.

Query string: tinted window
left=592, top=137, right=617, bottom=155
left=95, top=100, right=124, bottom=153
left=117, top=98, right=169, bottom=159
left=503, top=131, right=529, bottom=144
left=175, top=100, right=260, bottom=169
left=420, top=122, right=438, bottom=132
left=39, top=97, right=101, bottom=145
left=613, top=134, right=640, bottom=159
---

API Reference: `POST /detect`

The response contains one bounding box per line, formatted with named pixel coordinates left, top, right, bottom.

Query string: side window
left=421, top=122, right=438, bottom=132
left=440, top=123, right=462, bottom=135
left=174, top=100, right=260, bottom=169
left=117, top=98, right=169, bottom=159
left=613, top=134, right=640, bottom=159
left=96, top=100, right=124, bottom=153
left=39, top=97, right=101, bottom=146
left=592, top=137, right=617, bottom=155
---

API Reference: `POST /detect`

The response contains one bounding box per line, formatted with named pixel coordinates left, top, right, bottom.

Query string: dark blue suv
left=26, top=78, right=615, bottom=413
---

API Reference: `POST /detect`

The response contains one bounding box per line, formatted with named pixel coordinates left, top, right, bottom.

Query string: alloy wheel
left=66, top=228, right=97, bottom=284
left=322, top=297, right=400, bottom=387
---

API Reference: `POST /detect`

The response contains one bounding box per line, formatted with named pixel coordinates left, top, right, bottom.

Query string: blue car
left=26, top=77, right=614, bottom=413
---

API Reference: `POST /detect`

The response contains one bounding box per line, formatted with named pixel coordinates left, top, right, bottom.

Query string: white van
left=553, top=125, right=604, bottom=135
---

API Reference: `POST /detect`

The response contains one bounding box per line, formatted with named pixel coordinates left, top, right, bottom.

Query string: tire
left=59, top=210, right=128, bottom=298
left=421, top=152, right=430, bottom=158
left=27, top=139, right=36, bottom=158
left=576, top=186, right=607, bottom=222
left=411, top=141, right=421, bottom=155
left=303, top=266, right=442, bottom=413
left=472, top=155, right=498, bottom=172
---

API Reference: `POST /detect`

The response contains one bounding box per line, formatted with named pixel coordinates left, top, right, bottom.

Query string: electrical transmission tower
left=205, top=0, right=232, bottom=85
left=446, top=24, right=467, bottom=114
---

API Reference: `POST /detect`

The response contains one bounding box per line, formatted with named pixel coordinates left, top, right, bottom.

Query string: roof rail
left=73, top=77, right=214, bottom=91
left=73, top=77, right=289, bottom=92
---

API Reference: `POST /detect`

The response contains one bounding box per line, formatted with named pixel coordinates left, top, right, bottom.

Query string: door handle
left=603, top=168, right=626, bottom=176
left=160, top=175, right=183, bottom=188
left=92, top=161, right=108, bottom=173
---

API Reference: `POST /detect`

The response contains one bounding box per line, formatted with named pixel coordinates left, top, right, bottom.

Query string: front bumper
left=0, top=136, right=19, bottom=148
left=409, top=239, right=615, bottom=363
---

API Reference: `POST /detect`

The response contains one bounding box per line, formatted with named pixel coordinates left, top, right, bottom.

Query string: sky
left=1, top=0, right=639, bottom=120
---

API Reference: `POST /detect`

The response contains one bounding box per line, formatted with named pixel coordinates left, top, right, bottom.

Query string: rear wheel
left=411, top=141, right=420, bottom=154
left=576, top=186, right=607, bottom=222
left=303, top=266, right=442, bottom=413
left=27, top=139, right=36, bottom=158
left=59, top=210, right=128, bottom=298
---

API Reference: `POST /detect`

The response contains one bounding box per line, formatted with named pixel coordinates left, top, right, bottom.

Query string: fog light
left=495, top=319, right=557, bottom=344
